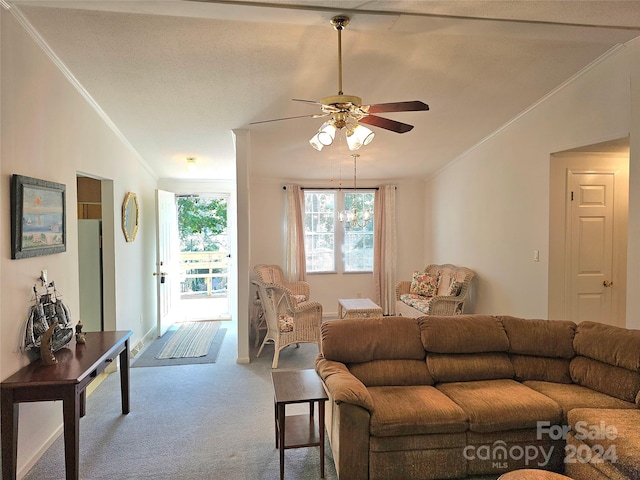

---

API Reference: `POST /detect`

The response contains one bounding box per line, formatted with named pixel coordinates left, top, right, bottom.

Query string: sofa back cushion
left=501, top=316, right=576, bottom=358
left=500, top=316, right=576, bottom=383
left=321, top=317, right=432, bottom=386
left=347, top=359, right=434, bottom=387
left=574, top=321, right=640, bottom=370
left=427, top=353, right=514, bottom=382
left=420, top=315, right=509, bottom=353
left=510, top=355, right=573, bottom=384
left=420, top=315, right=513, bottom=382
left=571, top=321, right=640, bottom=403
left=570, top=356, right=640, bottom=403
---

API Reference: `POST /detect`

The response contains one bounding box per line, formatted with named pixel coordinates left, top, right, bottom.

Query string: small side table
left=271, top=369, right=328, bottom=480
left=338, top=298, right=383, bottom=319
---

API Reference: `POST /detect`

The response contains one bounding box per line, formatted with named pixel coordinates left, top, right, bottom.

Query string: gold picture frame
left=122, top=192, right=139, bottom=242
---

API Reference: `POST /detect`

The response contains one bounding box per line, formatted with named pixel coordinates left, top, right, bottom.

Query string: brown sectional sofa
left=315, top=315, right=640, bottom=480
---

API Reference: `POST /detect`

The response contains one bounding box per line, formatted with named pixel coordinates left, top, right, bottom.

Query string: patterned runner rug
left=156, top=321, right=220, bottom=359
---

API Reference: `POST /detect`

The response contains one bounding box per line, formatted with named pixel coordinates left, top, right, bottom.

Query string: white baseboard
left=130, top=326, right=157, bottom=359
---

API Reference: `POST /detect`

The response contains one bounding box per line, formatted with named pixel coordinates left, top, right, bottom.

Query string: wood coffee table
left=271, top=369, right=328, bottom=480
left=338, top=298, right=383, bottom=319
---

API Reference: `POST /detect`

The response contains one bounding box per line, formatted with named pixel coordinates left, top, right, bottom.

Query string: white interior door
left=156, top=189, right=180, bottom=336
left=568, top=172, right=615, bottom=324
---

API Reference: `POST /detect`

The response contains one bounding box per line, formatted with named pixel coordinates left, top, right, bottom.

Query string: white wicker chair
left=254, top=279, right=322, bottom=368
left=253, top=264, right=310, bottom=303
left=251, top=264, right=311, bottom=347
left=396, top=264, right=475, bottom=317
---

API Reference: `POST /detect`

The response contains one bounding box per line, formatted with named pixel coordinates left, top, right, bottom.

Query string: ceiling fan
left=251, top=15, right=429, bottom=151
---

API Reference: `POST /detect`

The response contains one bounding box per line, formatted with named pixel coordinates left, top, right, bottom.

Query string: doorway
left=176, top=193, right=231, bottom=322
left=548, top=138, right=629, bottom=326
left=76, top=175, right=117, bottom=332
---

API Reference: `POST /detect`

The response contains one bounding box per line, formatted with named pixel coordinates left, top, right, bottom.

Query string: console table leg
left=1, top=390, right=18, bottom=480
left=119, top=340, right=130, bottom=414
left=62, top=388, right=80, bottom=480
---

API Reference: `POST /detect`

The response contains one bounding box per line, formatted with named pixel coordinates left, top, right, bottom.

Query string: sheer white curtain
left=374, top=185, right=397, bottom=315
left=284, top=184, right=307, bottom=281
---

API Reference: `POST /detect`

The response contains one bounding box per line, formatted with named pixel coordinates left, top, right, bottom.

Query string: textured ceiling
left=9, top=0, right=640, bottom=181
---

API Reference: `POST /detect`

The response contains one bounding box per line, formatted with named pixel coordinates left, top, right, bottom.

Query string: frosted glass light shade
left=317, top=122, right=337, bottom=146
left=346, top=124, right=375, bottom=151
left=309, top=133, right=324, bottom=151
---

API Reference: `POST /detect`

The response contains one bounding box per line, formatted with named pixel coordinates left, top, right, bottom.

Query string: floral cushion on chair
left=400, top=294, right=433, bottom=314
left=410, top=271, right=440, bottom=297
left=278, top=314, right=294, bottom=333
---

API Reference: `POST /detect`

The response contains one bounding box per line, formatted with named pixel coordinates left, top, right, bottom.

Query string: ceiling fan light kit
left=252, top=15, right=429, bottom=151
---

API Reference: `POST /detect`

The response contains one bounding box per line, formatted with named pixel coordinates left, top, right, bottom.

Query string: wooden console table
left=1, top=330, right=132, bottom=480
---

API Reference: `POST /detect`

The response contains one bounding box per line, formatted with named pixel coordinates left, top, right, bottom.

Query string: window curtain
left=374, top=185, right=397, bottom=315
left=284, top=184, right=307, bottom=281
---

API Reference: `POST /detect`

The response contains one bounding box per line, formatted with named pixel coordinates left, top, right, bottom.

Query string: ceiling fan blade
left=292, top=98, right=323, bottom=105
left=366, top=101, right=429, bottom=114
left=250, top=113, right=328, bottom=125
left=359, top=115, right=414, bottom=134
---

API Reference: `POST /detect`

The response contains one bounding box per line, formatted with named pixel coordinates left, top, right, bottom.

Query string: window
left=304, top=190, right=375, bottom=273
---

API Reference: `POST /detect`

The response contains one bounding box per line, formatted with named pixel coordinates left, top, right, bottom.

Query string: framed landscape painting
left=11, top=174, right=66, bottom=259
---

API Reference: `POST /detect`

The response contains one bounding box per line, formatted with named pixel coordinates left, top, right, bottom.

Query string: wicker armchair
left=253, top=264, right=310, bottom=304
left=254, top=279, right=323, bottom=368
left=251, top=264, right=311, bottom=347
left=396, top=264, right=474, bottom=317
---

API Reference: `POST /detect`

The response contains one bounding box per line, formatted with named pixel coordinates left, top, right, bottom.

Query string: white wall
left=424, top=40, right=640, bottom=326
left=1, top=11, right=158, bottom=475
left=248, top=176, right=425, bottom=316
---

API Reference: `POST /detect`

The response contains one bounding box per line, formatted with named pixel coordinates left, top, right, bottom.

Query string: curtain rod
left=283, top=186, right=380, bottom=191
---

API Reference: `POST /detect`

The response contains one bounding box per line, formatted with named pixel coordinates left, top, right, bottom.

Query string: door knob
left=603, top=280, right=613, bottom=287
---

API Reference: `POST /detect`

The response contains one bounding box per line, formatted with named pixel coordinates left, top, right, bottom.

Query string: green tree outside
left=177, top=196, right=228, bottom=252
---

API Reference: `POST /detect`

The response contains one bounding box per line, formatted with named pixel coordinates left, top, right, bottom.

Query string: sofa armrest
left=315, top=356, right=374, bottom=411
left=396, top=281, right=412, bottom=300
left=316, top=355, right=371, bottom=480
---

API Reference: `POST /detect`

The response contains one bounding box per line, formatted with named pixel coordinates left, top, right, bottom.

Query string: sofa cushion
left=500, top=316, right=576, bottom=359
left=348, top=359, right=434, bottom=387
left=523, top=381, right=637, bottom=417
left=321, top=316, right=425, bottom=364
left=436, top=379, right=563, bottom=433
left=420, top=315, right=509, bottom=353
left=427, top=352, right=514, bottom=383
left=570, top=356, right=640, bottom=403
left=574, top=321, right=640, bottom=371
left=510, top=354, right=573, bottom=384
left=368, top=385, right=468, bottom=437
left=567, top=408, right=640, bottom=480
left=410, top=271, right=439, bottom=297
